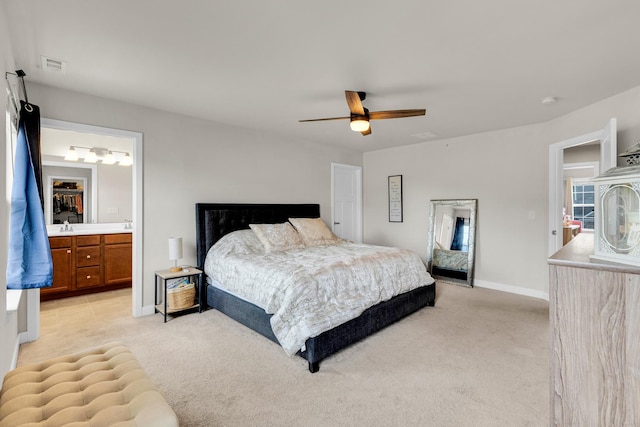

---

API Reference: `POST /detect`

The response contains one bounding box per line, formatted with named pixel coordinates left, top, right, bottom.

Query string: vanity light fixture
left=64, top=146, right=78, bottom=161
left=119, top=153, right=133, bottom=166
left=64, top=145, right=132, bottom=166
left=102, top=151, right=116, bottom=165
left=84, top=149, right=98, bottom=163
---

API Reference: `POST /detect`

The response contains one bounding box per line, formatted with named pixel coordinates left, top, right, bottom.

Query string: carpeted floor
left=18, top=282, right=549, bottom=426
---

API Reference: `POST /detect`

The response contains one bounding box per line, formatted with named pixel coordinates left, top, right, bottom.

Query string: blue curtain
left=6, top=102, right=52, bottom=289
left=450, top=217, right=465, bottom=251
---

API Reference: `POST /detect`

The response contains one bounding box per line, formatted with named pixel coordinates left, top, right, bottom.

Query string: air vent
left=41, top=56, right=67, bottom=73
left=411, top=131, right=439, bottom=140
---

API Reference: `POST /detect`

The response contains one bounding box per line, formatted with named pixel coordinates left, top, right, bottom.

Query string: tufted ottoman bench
left=0, top=342, right=178, bottom=427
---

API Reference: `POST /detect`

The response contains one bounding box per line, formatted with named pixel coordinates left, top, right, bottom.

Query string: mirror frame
left=426, top=199, right=477, bottom=287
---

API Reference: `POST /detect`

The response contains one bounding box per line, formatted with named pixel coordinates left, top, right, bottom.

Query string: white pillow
left=288, top=217, right=338, bottom=247
left=249, top=222, right=304, bottom=253
left=208, top=230, right=265, bottom=258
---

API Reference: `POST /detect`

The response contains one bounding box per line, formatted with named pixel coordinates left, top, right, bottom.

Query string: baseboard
left=141, top=305, right=156, bottom=316
left=11, top=332, right=28, bottom=370
left=473, top=279, right=549, bottom=301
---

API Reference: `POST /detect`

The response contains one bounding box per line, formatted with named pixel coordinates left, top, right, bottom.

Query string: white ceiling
left=4, top=1, right=640, bottom=152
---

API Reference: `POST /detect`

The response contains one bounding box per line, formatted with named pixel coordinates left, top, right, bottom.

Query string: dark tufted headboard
left=195, top=203, right=321, bottom=269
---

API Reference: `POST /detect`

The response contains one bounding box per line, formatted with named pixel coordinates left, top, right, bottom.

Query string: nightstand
left=154, top=267, right=203, bottom=322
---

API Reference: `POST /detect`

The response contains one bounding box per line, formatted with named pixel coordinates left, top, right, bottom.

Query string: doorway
left=548, top=119, right=617, bottom=255
left=25, top=119, right=143, bottom=342
left=331, top=163, right=363, bottom=243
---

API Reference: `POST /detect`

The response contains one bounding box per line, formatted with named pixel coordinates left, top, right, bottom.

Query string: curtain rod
left=5, top=69, right=30, bottom=107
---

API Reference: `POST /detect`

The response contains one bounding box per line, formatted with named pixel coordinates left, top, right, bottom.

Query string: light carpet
left=18, top=282, right=549, bottom=426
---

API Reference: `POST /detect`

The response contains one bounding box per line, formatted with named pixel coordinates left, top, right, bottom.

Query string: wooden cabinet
left=46, top=237, right=74, bottom=295
left=104, top=234, right=132, bottom=286
left=548, top=233, right=640, bottom=426
left=43, top=233, right=132, bottom=300
left=76, top=235, right=102, bottom=289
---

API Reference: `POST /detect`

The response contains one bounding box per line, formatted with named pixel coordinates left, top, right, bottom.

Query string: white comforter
left=204, top=230, right=435, bottom=355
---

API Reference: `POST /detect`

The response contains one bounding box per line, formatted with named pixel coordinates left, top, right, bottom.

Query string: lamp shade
left=168, top=237, right=183, bottom=261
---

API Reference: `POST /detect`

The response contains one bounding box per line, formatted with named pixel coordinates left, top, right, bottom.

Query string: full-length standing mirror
left=426, top=199, right=477, bottom=287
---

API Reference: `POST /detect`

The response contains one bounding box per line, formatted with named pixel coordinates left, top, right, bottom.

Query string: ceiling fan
left=299, top=90, right=426, bottom=136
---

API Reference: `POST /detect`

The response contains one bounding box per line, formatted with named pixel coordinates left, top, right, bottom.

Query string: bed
left=195, top=203, right=436, bottom=372
left=432, top=247, right=469, bottom=281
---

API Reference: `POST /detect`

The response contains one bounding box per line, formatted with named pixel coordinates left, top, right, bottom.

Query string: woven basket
left=167, top=283, right=195, bottom=310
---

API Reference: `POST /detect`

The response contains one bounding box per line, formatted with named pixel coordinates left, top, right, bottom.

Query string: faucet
left=60, top=220, right=73, bottom=232
left=124, top=219, right=133, bottom=229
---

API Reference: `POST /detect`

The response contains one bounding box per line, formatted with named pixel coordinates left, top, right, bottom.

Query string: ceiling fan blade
left=298, top=116, right=350, bottom=122
left=360, top=127, right=372, bottom=136
left=369, top=109, right=426, bottom=120
left=345, top=91, right=365, bottom=115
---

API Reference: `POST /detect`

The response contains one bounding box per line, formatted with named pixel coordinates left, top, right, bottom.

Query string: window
left=573, top=183, right=595, bottom=230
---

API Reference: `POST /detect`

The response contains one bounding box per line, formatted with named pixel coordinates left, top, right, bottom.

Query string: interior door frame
left=24, top=119, right=143, bottom=342
left=331, top=163, right=363, bottom=243
left=548, top=118, right=616, bottom=255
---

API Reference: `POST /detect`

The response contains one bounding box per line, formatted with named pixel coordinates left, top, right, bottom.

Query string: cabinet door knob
left=86, top=275, right=91, bottom=279
left=86, top=255, right=91, bottom=259
left=67, top=249, right=72, bottom=254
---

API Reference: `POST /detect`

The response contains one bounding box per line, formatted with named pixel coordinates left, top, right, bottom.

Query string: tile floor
left=18, top=289, right=133, bottom=365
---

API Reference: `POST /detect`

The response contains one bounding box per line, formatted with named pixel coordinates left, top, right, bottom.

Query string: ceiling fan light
left=64, top=146, right=78, bottom=161
left=350, top=117, right=370, bottom=132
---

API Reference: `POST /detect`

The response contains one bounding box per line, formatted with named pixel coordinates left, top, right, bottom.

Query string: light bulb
left=84, top=150, right=97, bottom=163
left=350, top=118, right=370, bottom=132
left=64, top=146, right=78, bottom=161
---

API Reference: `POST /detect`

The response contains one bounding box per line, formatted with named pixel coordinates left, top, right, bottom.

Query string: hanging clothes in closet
left=6, top=101, right=53, bottom=289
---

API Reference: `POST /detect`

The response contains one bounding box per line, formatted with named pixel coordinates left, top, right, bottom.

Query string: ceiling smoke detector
left=41, top=56, right=67, bottom=73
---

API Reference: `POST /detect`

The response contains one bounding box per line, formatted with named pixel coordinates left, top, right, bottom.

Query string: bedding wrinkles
left=205, top=231, right=435, bottom=356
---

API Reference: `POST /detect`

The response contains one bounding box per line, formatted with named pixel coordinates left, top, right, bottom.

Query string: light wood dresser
left=548, top=233, right=640, bottom=426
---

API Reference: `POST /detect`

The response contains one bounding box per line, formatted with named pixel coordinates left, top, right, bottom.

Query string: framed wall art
left=388, top=175, right=403, bottom=222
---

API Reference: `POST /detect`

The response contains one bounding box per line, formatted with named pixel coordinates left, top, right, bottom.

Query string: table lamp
left=168, top=237, right=183, bottom=272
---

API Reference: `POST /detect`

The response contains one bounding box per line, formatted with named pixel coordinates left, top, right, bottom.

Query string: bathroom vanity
left=43, top=225, right=132, bottom=301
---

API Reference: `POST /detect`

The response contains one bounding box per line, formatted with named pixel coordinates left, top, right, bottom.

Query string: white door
left=331, top=163, right=362, bottom=243
left=548, top=118, right=617, bottom=255
left=440, top=213, right=454, bottom=249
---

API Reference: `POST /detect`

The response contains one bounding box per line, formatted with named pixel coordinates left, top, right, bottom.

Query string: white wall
left=97, top=163, right=132, bottom=223
left=364, top=85, right=640, bottom=296
left=27, top=83, right=362, bottom=307
left=0, top=1, right=19, bottom=384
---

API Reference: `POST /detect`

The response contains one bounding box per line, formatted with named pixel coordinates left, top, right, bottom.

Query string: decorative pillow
left=288, top=217, right=338, bottom=247
left=249, top=222, right=305, bottom=253
left=213, top=229, right=265, bottom=256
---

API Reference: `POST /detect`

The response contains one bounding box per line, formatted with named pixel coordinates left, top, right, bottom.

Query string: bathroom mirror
left=48, top=176, right=87, bottom=224
left=43, top=161, right=98, bottom=224
left=426, top=199, right=477, bottom=287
